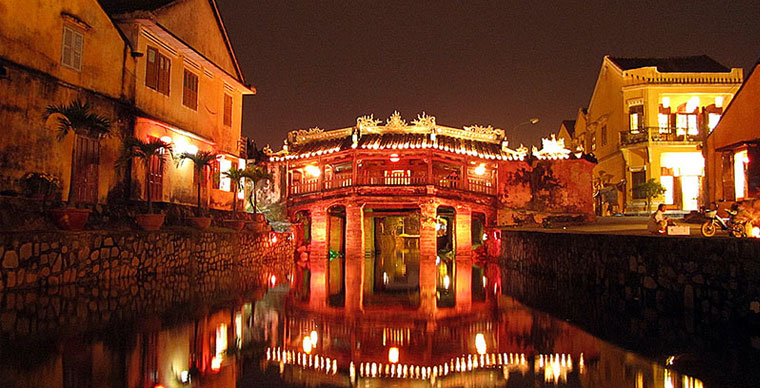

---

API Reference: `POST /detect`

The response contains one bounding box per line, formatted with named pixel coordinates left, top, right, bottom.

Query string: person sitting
left=647, top=204, right=669, bottom=234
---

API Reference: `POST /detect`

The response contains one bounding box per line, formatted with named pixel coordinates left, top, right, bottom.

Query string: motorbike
left=700, top=208, right=748, bottom=238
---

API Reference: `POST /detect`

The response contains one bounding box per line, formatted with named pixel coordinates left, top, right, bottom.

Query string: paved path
left=510, top=215, right=722, bottom=238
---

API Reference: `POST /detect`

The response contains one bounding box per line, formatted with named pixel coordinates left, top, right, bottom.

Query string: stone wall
left=0, top=229, right=294, bottom=292
left=500, top=231, right=760, bottom=353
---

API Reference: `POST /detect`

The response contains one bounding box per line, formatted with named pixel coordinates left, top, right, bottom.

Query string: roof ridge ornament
left=356, top=114, right=381, bottom=129
left=412, top=113, right=436, bottom=130
left=385, top=111, right=407, bottom=130
left=532, top=134, right=571, bottom=160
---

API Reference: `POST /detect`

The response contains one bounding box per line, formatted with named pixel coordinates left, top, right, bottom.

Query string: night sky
left=216, top=1, right=760, bottom=150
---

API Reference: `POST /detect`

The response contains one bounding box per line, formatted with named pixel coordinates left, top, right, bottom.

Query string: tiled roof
left=561, top=120, right=576, bottom=136
left=270, top=133, right=526, bottom=161
left=608, top=55, right=731, bottom=73
left=98, top=0, right=176, bottom=14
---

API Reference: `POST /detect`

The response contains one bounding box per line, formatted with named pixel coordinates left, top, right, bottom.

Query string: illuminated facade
left=102, top=0, right=255, bottom=210
left=0, top=0, right=253, bottom=211
left=705, top=62, right=760, bottom=204
left=267, top=112, right=594, bottom=314
left=576, top=56, right=742, bottom=213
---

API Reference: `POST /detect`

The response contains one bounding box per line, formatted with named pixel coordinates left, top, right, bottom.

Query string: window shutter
left=73, top=33, right=83, bottom=70
left=158, top=56, right=171, bottom=95
left=223, top=94, right=232, bottom=127
left=145, top=47, right=158, bottom=89
left=748, top=145, right=760, bottom=198
left=722, top=152, right=735, bottom=201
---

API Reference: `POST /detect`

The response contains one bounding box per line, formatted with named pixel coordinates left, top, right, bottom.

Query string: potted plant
left=221, top=167, right=246, bottom=231
left=178, top=151, right=217, bottom=229
left=242, top=165, right=273, bottom=232
left=43, top=100, right=112, bottom=230
left=117, top=137, right=172, bottom=230
left=20, top=172, right=62, bottom=201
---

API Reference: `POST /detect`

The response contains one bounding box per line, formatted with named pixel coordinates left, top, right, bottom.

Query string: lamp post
left=510, top=118, right=540, bottom=133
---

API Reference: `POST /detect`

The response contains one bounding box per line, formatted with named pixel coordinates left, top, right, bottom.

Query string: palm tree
left=222, top=167, right=246, bottom=219
left=178, top=151, right=217, bottom=216
left=242, top=165, right=273, bottom=213
left=117, top=137, right=172, bottom=214
left=43, top=100, right=112, bottom=205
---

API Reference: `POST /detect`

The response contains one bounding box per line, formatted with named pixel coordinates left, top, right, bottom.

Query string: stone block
left=3, top=251, right=18, bottom=269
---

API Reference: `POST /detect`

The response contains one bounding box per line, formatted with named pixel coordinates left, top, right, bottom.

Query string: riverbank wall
left=500, top=230, right=760, bottom=352
left=0, top=228, right=294, bottom=291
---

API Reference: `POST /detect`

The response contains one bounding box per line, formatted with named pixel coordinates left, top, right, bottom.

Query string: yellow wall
left=0, top=0, right=133, bottom=202
left=583, top=56, right=742, bottom=212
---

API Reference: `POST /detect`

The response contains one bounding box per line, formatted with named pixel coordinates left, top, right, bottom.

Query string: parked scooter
left=701, top=207, right=748, bottom=238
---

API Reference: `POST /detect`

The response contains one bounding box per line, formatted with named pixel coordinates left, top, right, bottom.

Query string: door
left=71, top=135, right=99, bottom=204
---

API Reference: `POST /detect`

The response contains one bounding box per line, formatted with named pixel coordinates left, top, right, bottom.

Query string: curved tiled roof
left=271, top=133, right=524, bottom=161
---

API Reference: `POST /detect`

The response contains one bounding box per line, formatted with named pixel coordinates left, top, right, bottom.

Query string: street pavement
left=510, top=215, right=717, bottom=238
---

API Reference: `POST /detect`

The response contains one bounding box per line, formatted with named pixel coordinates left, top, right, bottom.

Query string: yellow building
left=100, top=0, right=256, bottom=210
left=578, top=56, right=742, bottom=213
left=556, top=120, right=576, bottom=149
left=0, top=0, right=135, bottom=204
left=0, top=0, right=254, bottom=213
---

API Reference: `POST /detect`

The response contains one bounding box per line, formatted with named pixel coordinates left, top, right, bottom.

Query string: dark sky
left=216, top=0, right=760, bottom=150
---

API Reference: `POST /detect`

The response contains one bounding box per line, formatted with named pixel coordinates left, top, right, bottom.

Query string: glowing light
left=179, top=370, right=190, bottom=384
left=310, top=330, right=319, bottom=346
left=443, top=274, right=450, bottom=290
left=154, top=385, right=166, bottom=388
left=271, top=233, right=278, bottom=243
left=482, top=276, right=487, bottom=288
left=388, top=347, right=400, bottom=364
left=389, top=153, right=400, bottom=162
left=662, top=96, right=671, bottom=109
left=185, top=144, right=198, bottom=155
left=475, top=333, right=487, bottom=355
left=304, top=164, right=321, bottom=178
left=302, top=337, right=313, bottom=354
left=686, top=96, right=700, bottom=112
left=474, top=164, right=486, bottom=176
left=159, top=135, right=173, bottom=144
left=210, top=356, right=222, bottom=371
left=383, top=272, right=389, bottom=285
left=270, top=274, right=277, bottom=287
left=752, top=226, right=760, bottom=238
left=715, top=96, right=724, bottom=108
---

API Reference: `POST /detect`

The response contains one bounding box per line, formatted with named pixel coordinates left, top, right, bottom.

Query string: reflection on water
left=0, top=280, right=723, bottom=388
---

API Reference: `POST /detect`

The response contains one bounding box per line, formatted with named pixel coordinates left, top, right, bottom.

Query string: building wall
left=706, top=64, right=760, bottom=202
left=0, top=0, right=134, bottom=202
left=584, top=57, right=741, bottom=212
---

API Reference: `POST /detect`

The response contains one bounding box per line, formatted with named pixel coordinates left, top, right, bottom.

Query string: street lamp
left=511, top=118, right=540, bottom=132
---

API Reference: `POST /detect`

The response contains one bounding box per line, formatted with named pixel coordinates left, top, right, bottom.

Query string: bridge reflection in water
left=0, top=281, right=707, bottom=388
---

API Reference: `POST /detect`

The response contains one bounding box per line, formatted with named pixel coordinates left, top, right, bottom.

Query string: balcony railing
left=620, top=127, right=703, bottom=146
left=288, top=174, right=494, bottom=196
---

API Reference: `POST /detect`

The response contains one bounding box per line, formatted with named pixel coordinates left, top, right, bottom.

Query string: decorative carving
left=263, top=145, right=274, bottom=155
left=385, top=111, right=407, bottom=130
left=288, top=127, right=323, bottom=144
left=532, top=134, right=571, bottom=160
left=356, top=114, right=381, bottom=129
left=411, top=113, right=436, bottom=130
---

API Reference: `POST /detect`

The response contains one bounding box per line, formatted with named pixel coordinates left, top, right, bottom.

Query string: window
left=61, top=26, right=83, bottom=71
left=223, top=94, right=233, bottom=127
left=145, top=46, right=170, bottom=95
left=182, top=69, right=198, bottom=110
left=675, top=114, right=698, bottom=136
left=629, top=105, right=643, bottom=133
left=658, top=114, right=670, bottom=133
left=601, top=125, right=607, bottom=146
left=631, top=171, right=646, bottom=199
left=708, top=113, right=721, bottom=132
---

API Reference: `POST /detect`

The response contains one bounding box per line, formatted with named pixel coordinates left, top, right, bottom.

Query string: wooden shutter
left=748, top=145, right=760, bottom=198
left=145, top=47, right=158, bottom=89
left=183, top=70, right=198, bottom=110
left=158, top=54, right=171, bottom=95
left=721, top=152, right=735, bottom=201
left=223, top=94, right=232, bottom=127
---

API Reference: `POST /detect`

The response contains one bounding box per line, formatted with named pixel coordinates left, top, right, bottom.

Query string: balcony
left=620, top=127, right=703, bottom=146
left=289, top=174, right=495, bottom=196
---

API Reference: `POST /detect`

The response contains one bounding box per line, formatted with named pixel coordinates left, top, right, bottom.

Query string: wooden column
left=419, top=202, right=438, bottom=315
left=455, top=205, right=473, bottom=311
left=344, top=202, right=365, bottom=312
left=309, top=206, right=328, bottom=309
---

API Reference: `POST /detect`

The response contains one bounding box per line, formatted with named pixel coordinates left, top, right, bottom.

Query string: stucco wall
left=0, top=229, right=294, bottom=291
